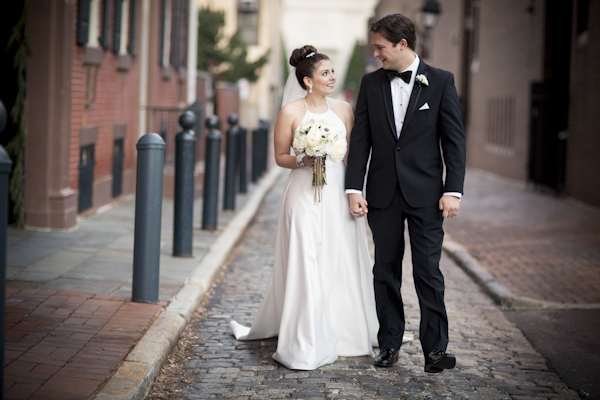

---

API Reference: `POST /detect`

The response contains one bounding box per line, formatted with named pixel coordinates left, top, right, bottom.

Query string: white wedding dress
left=230, top=100, right=379, bottom=370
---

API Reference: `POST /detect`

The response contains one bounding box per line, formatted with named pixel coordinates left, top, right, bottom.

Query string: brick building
left=371, top=0, right=600, bottom=208
left=1, top=0, right=214, bottom=230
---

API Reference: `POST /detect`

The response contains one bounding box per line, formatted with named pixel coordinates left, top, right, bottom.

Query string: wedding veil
left=281, top=67, right=306, bottom=108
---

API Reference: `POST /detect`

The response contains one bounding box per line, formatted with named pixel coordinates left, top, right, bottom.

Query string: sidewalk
left=4, top=166, right=599, bottom=399
left=442, top=168, right=600, bottom=309
left=4, top=167, right=283, bottom=399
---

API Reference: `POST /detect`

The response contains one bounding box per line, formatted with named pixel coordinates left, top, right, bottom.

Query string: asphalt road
left=505, top=309, right=600, bottom=399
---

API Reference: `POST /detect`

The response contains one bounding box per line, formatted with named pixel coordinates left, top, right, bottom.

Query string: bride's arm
left=341, top=101, right=355, bottom=166
left=273, top=105, right=314, bottom=169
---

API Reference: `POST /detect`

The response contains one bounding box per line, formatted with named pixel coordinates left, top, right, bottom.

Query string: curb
left=442, top=238, right=600, bottom=311
left=94, top=166, right=283, bottom=400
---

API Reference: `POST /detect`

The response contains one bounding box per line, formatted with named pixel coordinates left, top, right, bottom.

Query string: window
left=113, top=0, right=129, bottom=54
left=78, top=144, right=96, bottom=213
left=159, top=0, right=172, bottom=66
left=77, top=0, right=101, bottom=47
left=485, top=96, right=515, bottom=154
left=100, top=0, right=111, bottom=49
left=128, top=0, right=137, bottom=56
left=238, top=0, right=259, bottom=45
left=159, top=0, right=188, bottom=68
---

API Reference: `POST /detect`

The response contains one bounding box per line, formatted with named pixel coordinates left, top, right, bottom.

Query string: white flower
left=291, top=118, right=347, bottom=203
left=292, top=133, right=307, bottom=150
left=328, top=139, right=347, bottom=163
left=293, top=118, right=347, bottom=161
left=305, top=130, right=324, bottom=156
left=416, top=74, right=429, bottom=87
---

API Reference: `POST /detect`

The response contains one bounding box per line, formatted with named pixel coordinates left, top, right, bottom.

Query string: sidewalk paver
left=4, top=168, right=282, bottom=399
left=444, top=169, right=600, bottom=306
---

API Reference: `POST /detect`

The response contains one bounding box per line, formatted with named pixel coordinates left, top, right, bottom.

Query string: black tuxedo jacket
left=345, top=60, right=466, bottom=209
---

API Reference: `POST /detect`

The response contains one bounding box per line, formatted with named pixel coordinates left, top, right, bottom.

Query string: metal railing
left=145, top=106, right=186, bottom=166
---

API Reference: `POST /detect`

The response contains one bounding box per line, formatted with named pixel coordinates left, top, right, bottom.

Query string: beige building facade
left=373, top=0, right=600, bottom=208
left=196, top=0, right=283, bottom=127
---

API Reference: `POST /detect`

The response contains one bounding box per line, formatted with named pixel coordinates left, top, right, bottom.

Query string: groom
left=345, top=13, right=466, bottom=373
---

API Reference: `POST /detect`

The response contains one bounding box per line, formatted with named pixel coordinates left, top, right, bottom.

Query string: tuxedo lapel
left=381, top=74, right=397, bottom=138
left=400, top=61, right=428, bottom=136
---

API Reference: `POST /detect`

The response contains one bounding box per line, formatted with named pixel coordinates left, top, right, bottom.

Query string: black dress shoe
left=374, top=348, right=399, bottom=367
left=424, top=349, right=456, bottom=373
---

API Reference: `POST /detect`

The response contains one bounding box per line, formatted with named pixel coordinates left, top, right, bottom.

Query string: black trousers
left=367, top=184, right=449, bottom=357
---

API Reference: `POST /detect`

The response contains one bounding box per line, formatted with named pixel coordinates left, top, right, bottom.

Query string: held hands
left=439, top=195, right=460, bottom=218
left=348, top=193, right=459, bottom=218
left=348, top=193, right=368, bottom=218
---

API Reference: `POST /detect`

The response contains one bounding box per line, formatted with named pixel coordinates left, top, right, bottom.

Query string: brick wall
left=144, top=0, right=190, bottom=199
left=466, top=0, right=545, bottom=180
left=565, top=0, right=600, bottom=207
left=70, top=0, right=141, bottom=210
left=428, top=0, right=464, bottom=93
left=194, top=72, right=210, bottom=163
left=215, top=82, right=241, bottom=153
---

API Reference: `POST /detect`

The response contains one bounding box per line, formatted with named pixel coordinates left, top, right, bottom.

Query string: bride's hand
left=303, top=156, right=316, bottom=168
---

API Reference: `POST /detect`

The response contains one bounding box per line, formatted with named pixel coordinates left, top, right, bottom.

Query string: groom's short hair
left=370, top=14, right=417, bottom=51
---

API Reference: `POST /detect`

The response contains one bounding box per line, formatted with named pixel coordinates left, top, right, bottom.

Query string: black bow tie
left=387, top=70, right=412, bottom=83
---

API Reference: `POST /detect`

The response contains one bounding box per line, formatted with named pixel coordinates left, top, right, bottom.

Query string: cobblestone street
left=149, top=174, right=579, bottom=400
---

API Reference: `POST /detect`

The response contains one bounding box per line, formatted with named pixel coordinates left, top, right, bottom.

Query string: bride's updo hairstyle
left=289, top=45, right=330, bottom=90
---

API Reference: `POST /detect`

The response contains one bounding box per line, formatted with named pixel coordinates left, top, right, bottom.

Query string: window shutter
left=159, top=0, right=167, bottom=65
left=77, top=0, right=92, bottom=45
left=128, top=0, right=137, bottom=56
left=100, top=0, right=111, bottom=48
left=113, top=0, right=123, bottom=53
left=170, top=0, right=181, bottom=68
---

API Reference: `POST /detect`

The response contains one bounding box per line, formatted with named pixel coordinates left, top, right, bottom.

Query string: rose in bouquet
left=292, top=118, right=347, bottom=203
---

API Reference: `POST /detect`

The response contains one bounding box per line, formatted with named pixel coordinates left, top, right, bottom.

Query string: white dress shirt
left=391, top=55, right=420, bottom=137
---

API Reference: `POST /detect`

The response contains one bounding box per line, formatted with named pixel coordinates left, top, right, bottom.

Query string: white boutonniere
left=416, top=74, right=429, bottom=87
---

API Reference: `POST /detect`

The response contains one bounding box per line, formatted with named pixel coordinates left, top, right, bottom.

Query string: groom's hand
left=439, top=195, right=460, bottom=218
left=348, top=193, right=368, bottom=218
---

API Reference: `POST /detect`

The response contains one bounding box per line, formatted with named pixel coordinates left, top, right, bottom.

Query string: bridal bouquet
left=292, top=118, right=347, bottom=203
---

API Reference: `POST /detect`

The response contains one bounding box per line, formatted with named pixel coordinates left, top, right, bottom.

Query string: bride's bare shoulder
left=328, top=98, right=353, bottom=120
left=328, top=98, right=352, bottom=113
left=280, top=98, right=306, bottom=117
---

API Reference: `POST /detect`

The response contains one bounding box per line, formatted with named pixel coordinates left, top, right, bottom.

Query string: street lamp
left=418, top=0, right=442, bottom=59
left=421, top=0, right=441, bottom=30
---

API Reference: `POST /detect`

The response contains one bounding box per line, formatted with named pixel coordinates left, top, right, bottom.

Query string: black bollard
left=223, top=114, right=239, bottom=210
left=202, top=116, right=222, bottom=231
left=132, top=133, right=165, bottom=303
left=238, top=125, right=248, bottom=193
left=259, top=119, right=270, bottom=176
left=173, top=111, right=197, bottom=257
left=0, top=99, right=6, bottom=132
left=251, top=125, right=261, bottom=183
left=0, top=100, right=11, bottom=395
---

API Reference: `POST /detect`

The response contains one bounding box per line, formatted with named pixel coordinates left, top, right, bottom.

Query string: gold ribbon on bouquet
left=312, top=156, right=326, bottom=203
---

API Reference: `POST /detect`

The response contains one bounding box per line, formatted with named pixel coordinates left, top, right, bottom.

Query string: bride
left=230, top=45, right=379, bottom=370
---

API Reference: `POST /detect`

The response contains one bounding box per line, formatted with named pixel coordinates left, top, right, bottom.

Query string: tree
left=343, top=40, right=365, bottom=106
left=197, top=6, right=269, bottom=83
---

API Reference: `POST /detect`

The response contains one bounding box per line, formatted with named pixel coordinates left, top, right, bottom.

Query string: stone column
left=25, top=0, right=77, bottom=229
